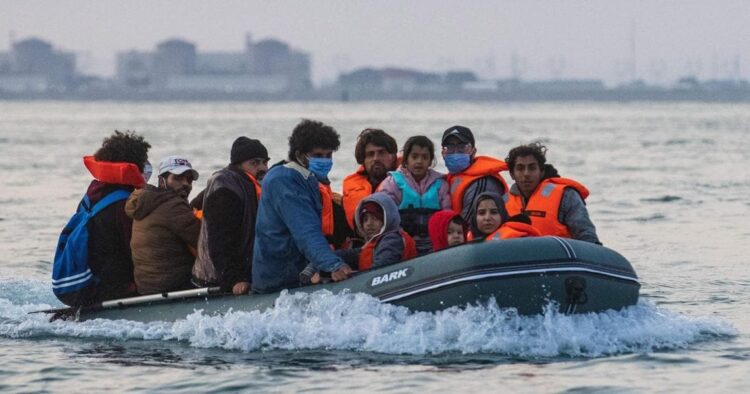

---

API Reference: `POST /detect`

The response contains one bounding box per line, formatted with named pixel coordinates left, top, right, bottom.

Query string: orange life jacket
left=83, top=155, right=145, bottom=187
left=358, top=230, right=417, bottom=271
left=487, top=221, right=542, bottom=240
left=445, top=156, right=508, bottom=214
left=245, top=171, right=262, bottom=200
left=319, top=183, right=335, bottom=237
left=342, top=166, right=373, bottom=229
left=505, top=177, right=589, bottom=238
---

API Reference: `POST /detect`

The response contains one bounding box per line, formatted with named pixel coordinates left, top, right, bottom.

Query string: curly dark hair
left=287, top=119, right=341, bottom=161
left=354, top=128, right=398, bottom=165
left=94, top=130, right=151, bottom=171
left=402, top=135, right=436, bottom=167
left=505, top=142, right=547, bottom=173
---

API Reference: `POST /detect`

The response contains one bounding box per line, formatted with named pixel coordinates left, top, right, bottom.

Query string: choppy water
left=1, top=101, right=748, bottom=392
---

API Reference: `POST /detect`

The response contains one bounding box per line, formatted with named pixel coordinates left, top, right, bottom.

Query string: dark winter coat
left=192, top=166, right=258, bottom=290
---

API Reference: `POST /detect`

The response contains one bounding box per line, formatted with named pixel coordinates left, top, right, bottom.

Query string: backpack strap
left=89, top=189, right=131, bottom=216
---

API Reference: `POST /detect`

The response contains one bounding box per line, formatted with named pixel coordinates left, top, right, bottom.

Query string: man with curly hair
left=252, top=119, right=353, bottom=293
left=504, top=142, right=600, bottom=244
left=58, top=131, right=151, bottom=306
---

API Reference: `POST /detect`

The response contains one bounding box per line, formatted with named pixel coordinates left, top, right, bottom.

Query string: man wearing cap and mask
left=125, top=155, right=201, bottom=295
left=252, top=119, right=353, bottom=293
left=192, top=137, right=269, bottom=295
left=441, top=125, right=509, bottom=222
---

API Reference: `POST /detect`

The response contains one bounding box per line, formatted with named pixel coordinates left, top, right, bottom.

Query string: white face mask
left=142, top=161, right=153, bottom=184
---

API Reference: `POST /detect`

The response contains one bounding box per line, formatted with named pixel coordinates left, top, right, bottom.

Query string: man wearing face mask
left=125, top=156, right=201, bottom=295
left=252, top=119, right=353, bottom=293
left=442, top=125, right=509, bottom=223
left=192, top=137, right=269, bottom=295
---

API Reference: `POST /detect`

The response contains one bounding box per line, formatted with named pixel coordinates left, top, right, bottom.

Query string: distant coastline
left=2, top=87, right=749, bottom=102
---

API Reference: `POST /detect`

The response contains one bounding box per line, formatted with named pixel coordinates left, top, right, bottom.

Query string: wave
left=0, top=280, right=736, bottom=358
left=641, top=195, right=683, bottom=203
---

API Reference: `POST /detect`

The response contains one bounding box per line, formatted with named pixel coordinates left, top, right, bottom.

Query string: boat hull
left=80, top=237, right=640, bottom=322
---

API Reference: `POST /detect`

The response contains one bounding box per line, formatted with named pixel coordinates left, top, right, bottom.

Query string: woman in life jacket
left=377, top=136, right=451, bottom=255
left=469, top=192, right=541, bottom=241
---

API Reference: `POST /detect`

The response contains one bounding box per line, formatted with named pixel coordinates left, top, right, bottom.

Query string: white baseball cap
left=158, top=155, right=199, bottom=180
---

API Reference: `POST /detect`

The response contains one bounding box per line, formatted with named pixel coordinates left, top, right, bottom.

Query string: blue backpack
left=52, top=190, right=131, bottom=298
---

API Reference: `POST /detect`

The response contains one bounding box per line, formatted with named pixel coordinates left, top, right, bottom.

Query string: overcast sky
left=2, top=0, right=749, bottom=85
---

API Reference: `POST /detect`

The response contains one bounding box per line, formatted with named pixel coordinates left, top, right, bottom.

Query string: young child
left=299, top=193, right=417, bottom=285
left=428, top=210, right=468, bottom=252
left=469, top=192, right=540, bottom=240
left=352, top=193, right=417, bottom=271
left=378, top=136, right=451, bottom=255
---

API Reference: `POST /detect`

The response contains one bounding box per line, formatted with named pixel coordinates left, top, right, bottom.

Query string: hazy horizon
left=2, top=0, right=749, bottom=85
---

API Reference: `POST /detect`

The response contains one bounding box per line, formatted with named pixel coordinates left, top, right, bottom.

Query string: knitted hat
left=230, top=137, right=269, bottom=164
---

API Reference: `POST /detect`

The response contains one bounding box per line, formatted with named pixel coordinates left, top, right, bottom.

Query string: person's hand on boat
left=232, top=281, right=250, bottom=295
left=331, top=264, right=353, bottom=282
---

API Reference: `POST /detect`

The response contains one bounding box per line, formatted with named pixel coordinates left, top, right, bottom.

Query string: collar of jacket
left=284, top=160, right=313, bottom=179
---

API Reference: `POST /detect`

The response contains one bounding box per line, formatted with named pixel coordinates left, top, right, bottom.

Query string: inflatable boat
left=39, top=237, right=640, bottom=323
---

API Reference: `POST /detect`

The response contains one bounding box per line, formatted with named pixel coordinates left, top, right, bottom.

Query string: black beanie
left=231, top=137, right=269, bottom=164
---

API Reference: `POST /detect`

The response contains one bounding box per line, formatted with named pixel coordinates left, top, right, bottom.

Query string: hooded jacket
left=428, top=210, right=466, bottom=252
left=469, top=192, right=510, bottom=239
left=352, top=192, right=416, bottom=270
left=125, top=185, right=200, bottom=294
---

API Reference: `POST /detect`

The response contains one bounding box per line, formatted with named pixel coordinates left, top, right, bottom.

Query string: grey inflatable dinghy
left=38, top=236, right=640, bottom=323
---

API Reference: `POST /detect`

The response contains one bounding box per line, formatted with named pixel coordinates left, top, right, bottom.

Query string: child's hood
left=354, top=192, right=401, bottom=238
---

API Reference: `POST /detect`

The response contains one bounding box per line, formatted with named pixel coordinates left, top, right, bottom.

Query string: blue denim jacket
left=251, top=161, right=344, bottom=293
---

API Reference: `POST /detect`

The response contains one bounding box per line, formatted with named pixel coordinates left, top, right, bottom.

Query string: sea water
left=0, top=101, right=748, bottom=392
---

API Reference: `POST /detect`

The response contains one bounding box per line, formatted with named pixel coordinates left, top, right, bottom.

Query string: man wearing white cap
left=124, top=155, right=201, bottom=295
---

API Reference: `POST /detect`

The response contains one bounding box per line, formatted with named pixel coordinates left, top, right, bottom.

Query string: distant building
left=115, top=34, right=311, bottom=94
left=0, top=37, right=77, bottom=92
left=338, top=67, right=475, bottom=94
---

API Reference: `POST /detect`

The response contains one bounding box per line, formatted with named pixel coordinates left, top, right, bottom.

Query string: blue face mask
left=444, top=153, right=471, bottom=174
left=307, top=157, right=333, bottom=181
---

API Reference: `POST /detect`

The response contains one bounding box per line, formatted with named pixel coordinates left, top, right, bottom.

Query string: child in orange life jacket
left=428, top=210, right=468, bottom=252
left=377, top=136, right=451, bottom=256
left=468, top=192, right=541, bottom=240
left=299, top=193, right=417, bottom=285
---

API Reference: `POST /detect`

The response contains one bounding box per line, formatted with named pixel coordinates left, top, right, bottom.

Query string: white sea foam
left=0, top=280, right=737, bottom=357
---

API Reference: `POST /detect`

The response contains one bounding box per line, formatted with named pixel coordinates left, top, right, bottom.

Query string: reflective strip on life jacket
left=445, top=156, right=508, bottom=214
left=342, top=167, right=372, bottom=229
left=358, top=230, right=417, bottom=271
left=83, top=156, right=145, bottom=187
left=504, top=177, right=589, bottom=238
left=319, top=183, right=335, bottom=237
left=389, top=171, right=442, bottom=210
